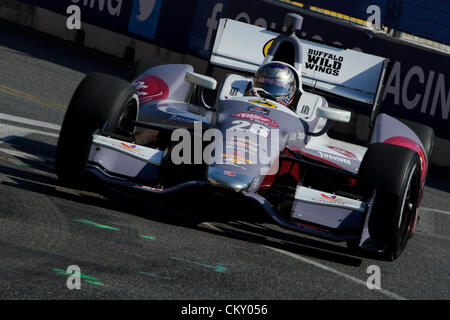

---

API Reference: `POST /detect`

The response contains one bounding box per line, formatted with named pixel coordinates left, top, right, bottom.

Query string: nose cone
left=207, top=167, right=254, bottom=193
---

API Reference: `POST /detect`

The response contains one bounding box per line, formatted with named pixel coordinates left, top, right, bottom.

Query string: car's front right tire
left=355, top=143, right=421, bottom=261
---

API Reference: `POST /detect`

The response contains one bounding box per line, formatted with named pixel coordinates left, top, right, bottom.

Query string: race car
left=55, top=13, right=434, bottom=261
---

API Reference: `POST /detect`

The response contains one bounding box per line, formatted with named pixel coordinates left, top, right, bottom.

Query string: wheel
left=357, top=143, right=421, bottom=261
left=398, top=118, right=435, bottom=159
left=55, top=73, right=138, bottom=187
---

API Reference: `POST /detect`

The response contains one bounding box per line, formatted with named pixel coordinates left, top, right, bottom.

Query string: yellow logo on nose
left=249, top=98, right=277, bottom=108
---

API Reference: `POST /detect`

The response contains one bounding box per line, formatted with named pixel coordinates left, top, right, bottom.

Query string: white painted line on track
left=0, top=125, right=34, bottom=145
left=415, top=209, right=450, bottom=241
left=420, top=207, right=450, bottom=216
left=0, top=147, right=54, bottom=162
left=264, top=246, right=407, bottom=300
left=0, top=123, right=59, bottom=142
left=196, top=220, right=407, bottom=300
left=199, top=222, right=224, bottom=233
left=0, top=112, right=61, bottom=131
left=416, top=209, right=435, bottom=234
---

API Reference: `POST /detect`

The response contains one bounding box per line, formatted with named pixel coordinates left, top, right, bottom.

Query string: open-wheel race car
left=55, top=13, right=434, bottom=261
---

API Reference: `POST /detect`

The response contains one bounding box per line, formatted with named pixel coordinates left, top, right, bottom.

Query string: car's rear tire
left=356, top=143, right=421, bottom=261
left=55, top=73, right=138, bottom=187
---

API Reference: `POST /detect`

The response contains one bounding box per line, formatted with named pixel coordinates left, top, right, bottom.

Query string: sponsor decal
left=287, top=131, right=306, bottom=143
left=318, top=151, right=351, bottom=165
left=235, top=137, right=258, bottom=146
left=230, top=87, right=239, bottom=96
left=327, top=146, right=358, bottom=159
left=248, top=105, right=270, bottom=115
left=320, top=193, right=343, bottom=202
left=231, top=112, right=279, bottom=128
left=300, top=105, right=310, bottom=115
left=319, top=193, right=345, bottom=205
left=134, top=75, right=169, bottom=103
left=227, top=141, right=258, bottom=153
left=249, top=98, right=277, bottom=109
left=221, top=154, right=253, bottom=164
left=128, top=0, right=163, bottom=40
left=226, top=144, right=257, bottom=156
left=263, top=39, right=274, bottom=57
left=120, top=142, right=142, bottom=153
left=305, top=49, right=344, bottom=77
left=224, top=170, right=236, bottom=177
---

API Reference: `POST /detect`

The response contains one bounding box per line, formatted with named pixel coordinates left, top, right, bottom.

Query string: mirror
left=185, top=71, right=217, bottom=90
left=316, top=106, right=351, bottom=123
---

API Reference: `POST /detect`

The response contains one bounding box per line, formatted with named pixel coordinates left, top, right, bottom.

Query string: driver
left=245, top=61, right=299, bottom=111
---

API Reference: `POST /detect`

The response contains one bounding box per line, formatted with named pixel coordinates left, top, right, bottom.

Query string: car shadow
left=0, top=137, right=366, bottom=267
left=1, top=169, right=365, bottom=267
left=5, top=133, right=450, bottom=268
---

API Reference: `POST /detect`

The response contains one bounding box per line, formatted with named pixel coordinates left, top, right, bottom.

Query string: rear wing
left=210, top=18, right=388, bottom=109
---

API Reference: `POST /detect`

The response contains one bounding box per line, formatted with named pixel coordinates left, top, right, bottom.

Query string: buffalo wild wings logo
left=305, top=49, right=344, bottom=76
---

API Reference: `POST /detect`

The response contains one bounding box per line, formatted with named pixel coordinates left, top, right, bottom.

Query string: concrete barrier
left=0, top=0, right=33, bottom=26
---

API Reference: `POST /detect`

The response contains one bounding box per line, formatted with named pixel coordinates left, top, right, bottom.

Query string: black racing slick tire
left=357, top=143, right=421, bottom=261
left=55, top=73, right=138, bottom=187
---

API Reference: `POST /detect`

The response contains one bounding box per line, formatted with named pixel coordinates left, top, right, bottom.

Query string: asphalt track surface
left=0, top=19, right=449, bottom=300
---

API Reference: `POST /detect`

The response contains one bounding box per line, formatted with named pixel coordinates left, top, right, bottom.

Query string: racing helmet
left=252, top=61, right=298, bottom=107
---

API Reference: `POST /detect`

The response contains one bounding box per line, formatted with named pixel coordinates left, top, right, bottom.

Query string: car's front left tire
left=55, top=73, right=138, bottom=187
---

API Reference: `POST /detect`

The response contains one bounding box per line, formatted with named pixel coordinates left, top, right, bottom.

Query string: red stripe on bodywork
left=383, top=136, right=428, bottom=186
left=258, top=150, right=300, bottom=191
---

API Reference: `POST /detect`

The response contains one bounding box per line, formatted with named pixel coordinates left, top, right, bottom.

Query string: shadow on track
left=0, top=136, right=366, bottom=267
left=0, top=19, right=130, bottom=79
left=5, top=134, right=450, bottom=269
left=425, top=164, right=450, bottom=194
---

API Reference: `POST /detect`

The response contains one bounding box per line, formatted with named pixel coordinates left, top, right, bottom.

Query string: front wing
left=87, top=133, right=382, bottom=251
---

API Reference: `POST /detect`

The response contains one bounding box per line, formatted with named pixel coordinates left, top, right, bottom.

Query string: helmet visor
left=254, top=78, right=292, bottom=98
